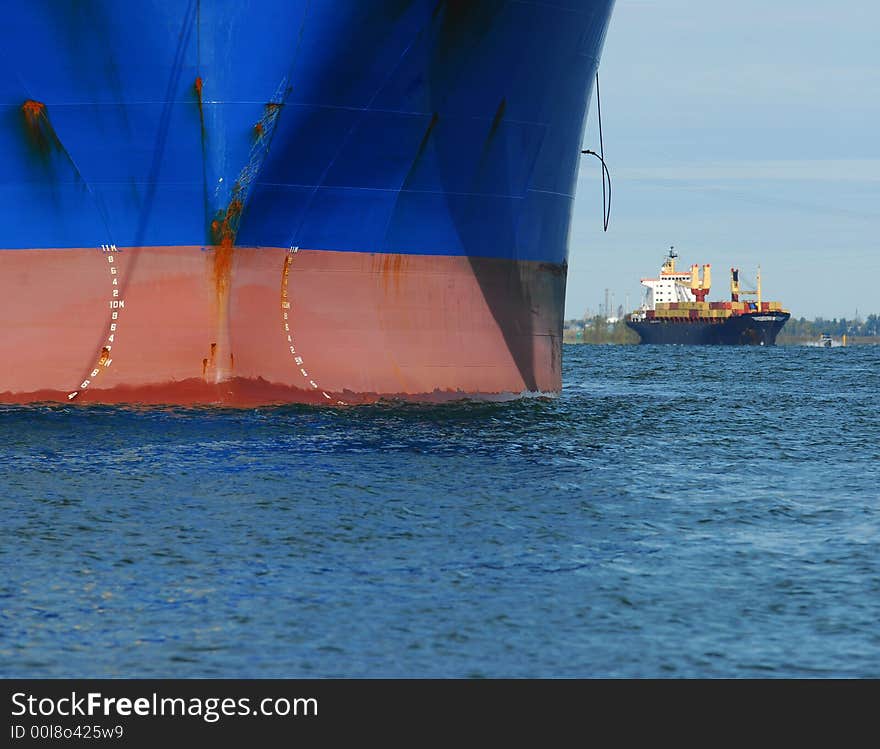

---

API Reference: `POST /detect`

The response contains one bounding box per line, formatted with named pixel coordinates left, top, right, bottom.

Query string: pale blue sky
left=567, top=0, right=879, bottom=320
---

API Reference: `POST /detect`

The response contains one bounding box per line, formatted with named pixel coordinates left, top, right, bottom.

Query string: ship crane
left=688, top=263, right=711, bottom=302
left=730, top=266, right=762, bottom=306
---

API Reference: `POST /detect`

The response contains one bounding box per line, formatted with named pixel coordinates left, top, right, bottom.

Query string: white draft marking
left=281, top=246, right=345, bottom=405
left=67, top=245, right=123, bottom=401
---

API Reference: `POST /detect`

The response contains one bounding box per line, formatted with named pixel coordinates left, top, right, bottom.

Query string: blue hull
left=0, top=1, right=616, bottom=405
left=627, top=313, right=792, bottom=345
left=1, top=0, right=614, bottom=261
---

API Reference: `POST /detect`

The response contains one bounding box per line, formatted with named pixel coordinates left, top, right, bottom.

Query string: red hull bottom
left=0, top=247, right=564, bottom=406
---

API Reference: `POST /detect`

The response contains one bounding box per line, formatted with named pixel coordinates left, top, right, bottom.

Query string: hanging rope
left=581, top=72, right=612, bottom=231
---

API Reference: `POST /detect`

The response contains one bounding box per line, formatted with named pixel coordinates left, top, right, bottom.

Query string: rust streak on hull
left=20, top=100, right=61, bottom=156
left=207, top=196, right=243, bottom=382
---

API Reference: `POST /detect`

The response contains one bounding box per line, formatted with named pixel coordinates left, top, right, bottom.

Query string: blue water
left=2, top=344, right=878, bottom=678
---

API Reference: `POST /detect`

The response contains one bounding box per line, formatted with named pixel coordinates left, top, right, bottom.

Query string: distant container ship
left=626, top=250, right=790, bottom=345
left=0, top=1, right=616, bottom=406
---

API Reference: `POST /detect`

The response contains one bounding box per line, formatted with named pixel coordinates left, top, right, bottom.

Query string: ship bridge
left=639, top=249, right=696, bottom=311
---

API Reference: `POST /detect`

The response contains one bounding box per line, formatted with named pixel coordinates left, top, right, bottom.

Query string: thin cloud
left=609, top=160, right=880, bottom=183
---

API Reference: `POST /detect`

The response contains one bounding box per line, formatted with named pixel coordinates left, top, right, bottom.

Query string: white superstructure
left=639, top=249, right=696, bottom=311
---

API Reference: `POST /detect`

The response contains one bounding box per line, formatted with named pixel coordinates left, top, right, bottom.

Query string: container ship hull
left=0, top=1, right=615, bottom=406
left=626, top=251, right=790, bottom=347
left=626, top=312, right=791, bottom=346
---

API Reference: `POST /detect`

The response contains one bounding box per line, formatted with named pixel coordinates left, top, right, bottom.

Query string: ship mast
left=733, top=266, right=763, bottom=305
left=661, top=246, right=678, bottom=275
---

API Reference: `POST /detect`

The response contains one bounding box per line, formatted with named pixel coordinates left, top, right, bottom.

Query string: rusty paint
left=209, top=209, right=234, bottom=385
left=21, top=99, right=46, bottom=122
left=250, top=101, right=283, bottom=145
left=213, top=241, right=232, bottom=278
left=211, top=210, right=226, bottom=247
left=210, top=191, right=244, bottom=294
left=227, top=197, right=243, bottom=217
left=204, top=88, right=289, bottom=385
left=193, top=77, right=204, bottom=112
left=1, top=378, right=536, bottom=407
left=193, top=77, right=207, bottom=140
left=194, top=75, right=210, bottom=248
left=3, top=377, right=357, bottom=407
left=191, top=78, right=206, bottom=141
left=218, top=194, right=243, bottom=233
left=206, top=179, right=247, bottom=384
left=20, top=99, right=62, bottom=156
left=378, top=253, right=407, bottom=293
left=202, top=340, right=220, bottom=381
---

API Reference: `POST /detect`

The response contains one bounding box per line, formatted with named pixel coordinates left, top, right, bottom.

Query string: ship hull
left=0, top=0, right=615, bottom=405
left=626, top=313, right=791, bottom=346
left=0, top=246, right=564, bottom=405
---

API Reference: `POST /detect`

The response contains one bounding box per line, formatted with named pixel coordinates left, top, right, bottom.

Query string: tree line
left=780, top=314, right=880, bottom=339
left=563, top=314, right=880, bottom=344
left=564, top=317, right=639, bottom=344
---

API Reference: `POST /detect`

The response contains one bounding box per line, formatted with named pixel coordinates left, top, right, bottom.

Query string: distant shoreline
left=564, top=316, right=880, bottom=346
left=777, top=335, right=880, bottom=346
left=563, top=335, right=880, bottom=346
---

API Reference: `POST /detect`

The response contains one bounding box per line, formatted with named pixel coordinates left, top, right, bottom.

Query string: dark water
left=2, top=345, right=878, bottom=678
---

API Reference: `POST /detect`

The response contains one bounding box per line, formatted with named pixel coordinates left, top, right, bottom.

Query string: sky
left=566, top=0, right=879, bottom=320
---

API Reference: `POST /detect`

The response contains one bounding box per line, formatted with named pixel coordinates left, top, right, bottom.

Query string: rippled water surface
left=2, top=344, right=878, bottom=677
